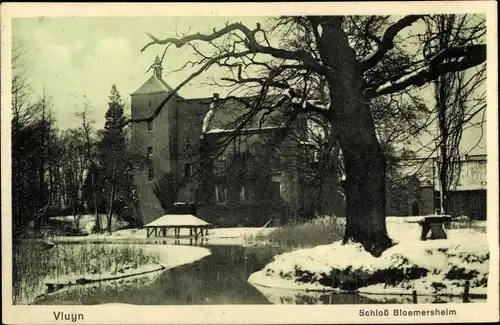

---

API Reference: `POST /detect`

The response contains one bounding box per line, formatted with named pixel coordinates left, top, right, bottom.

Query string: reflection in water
left=36, top=245, right=279, bottom=305
left=249, top=285, right=362, bottom=305
left=357, top=292, right=465, bottom=304
left=250, top=284, right=470, bottom=305
left=248, top=284, right=405, bottom=305
left=34, top=243, right=485, bottom=305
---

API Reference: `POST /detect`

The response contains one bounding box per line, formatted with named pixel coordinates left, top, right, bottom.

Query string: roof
left=202, top=95, right=289, bottom=134
left=447, top=159, right=487, bottom=191
left=143, top=214, right=210, bottom=227
left=397, top=156, right=487, bottom=191
left=131, top=74, right=175, bottom=95
left=205, top=125, right=285, bottom=135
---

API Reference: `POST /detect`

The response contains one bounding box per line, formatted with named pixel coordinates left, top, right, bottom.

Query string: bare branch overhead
left=368, top=43, right=486, bottom=98
left=358, top=15, right=425, bottom=72
left=126, top=15, right=486, bottom=130
left=142, top=22, right=326, bottom=75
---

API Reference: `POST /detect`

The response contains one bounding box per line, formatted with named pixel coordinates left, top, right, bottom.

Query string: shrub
left=261, top=216, right=344, bottom=248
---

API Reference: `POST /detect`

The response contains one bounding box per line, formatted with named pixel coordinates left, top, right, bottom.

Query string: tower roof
left=131, top=55, right=175, bottom=96
left=131, top=73, right=175, bottom=96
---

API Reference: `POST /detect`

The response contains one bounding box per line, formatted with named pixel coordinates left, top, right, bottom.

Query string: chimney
left=209, top=93, right=219, bottom=109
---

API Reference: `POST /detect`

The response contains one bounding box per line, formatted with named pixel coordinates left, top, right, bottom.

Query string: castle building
left=130, top=57, right=319, bottom=226
left=385, top=154, right=487, bottom=219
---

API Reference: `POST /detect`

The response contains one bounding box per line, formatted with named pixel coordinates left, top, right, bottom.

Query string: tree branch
left=358, top=15, right=425, bottom=72
left=368, top=43, right=486, bottom=97
left=142, top=22, right=326, bottom=75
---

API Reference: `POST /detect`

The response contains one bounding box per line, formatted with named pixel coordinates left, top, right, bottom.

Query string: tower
left=130, top=55, right=178, bottom=225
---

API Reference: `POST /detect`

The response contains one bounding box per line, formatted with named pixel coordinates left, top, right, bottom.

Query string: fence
left=412, top=280, right=474, bottom=303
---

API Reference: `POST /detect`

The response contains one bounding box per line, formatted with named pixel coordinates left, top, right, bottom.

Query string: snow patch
left=317, top=25, right=323, bottom=37
left=202, top=107, right=215, bottom=134
left=305, top=99, right=329, bottom=110
left=205, top=125, right=285, bottom=134
left=248, top=218, right=489, bottom=298
left=377, top=67, right=428, bottom=93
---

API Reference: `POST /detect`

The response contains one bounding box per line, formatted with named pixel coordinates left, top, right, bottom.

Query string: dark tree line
left=11, top=40, right=140, bottom=237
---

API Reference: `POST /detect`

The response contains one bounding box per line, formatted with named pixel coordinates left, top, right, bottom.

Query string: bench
left=417, top=215, right=452, bottom=241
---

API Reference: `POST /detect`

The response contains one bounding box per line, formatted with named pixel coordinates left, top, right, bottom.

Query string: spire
left=152, top=55, right=163, bottom=79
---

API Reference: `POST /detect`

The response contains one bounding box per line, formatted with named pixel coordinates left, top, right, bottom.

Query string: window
left=312, top=150, right=319, bottom=163
left=148, top=100, right=152, bottom=107
left=434, top=193, right=441, bottom=214
left=240, top=184, right=255, bottom=202
left=147, top=146, right=153, bottom=156
left=185, top=138, right=191, bottom=152
left=189, top=188, right=197, bottom=203
left=184, top=163, right=192, bottom=178
left=272, top=155, right=281, bottom=172
left=147, top=120, right=154, bottom=132
left=242, top=152, right=252, bottom=173
left=148, top=163, right=155, bottom=180
left=271, top=181, right=281, bottom=200
left=215, top=185, right=227, bottom=204
left=213, top=155, right=228, bottom=176
left=411, top=201, right=419, bottom=216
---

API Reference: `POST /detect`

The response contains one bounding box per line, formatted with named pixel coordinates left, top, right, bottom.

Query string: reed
left=12, top=241, right=160, bottom=305
left=251, top=216, right=345, bottom=248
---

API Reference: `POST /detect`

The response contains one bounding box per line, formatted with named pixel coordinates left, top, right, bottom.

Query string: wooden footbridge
left=143, top=214, right=211, bottom=239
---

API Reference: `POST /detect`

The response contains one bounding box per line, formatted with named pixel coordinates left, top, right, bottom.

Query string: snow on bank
left=35, top=244, right=210, bottom=304
left=44, top=244, right=210, bottom=285
left=248, top=218, right=489, bottom=299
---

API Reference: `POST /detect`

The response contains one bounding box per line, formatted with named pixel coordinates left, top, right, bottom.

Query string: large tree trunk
left=341, top=137, right=392, bottom=256
left=319, top=17, right=393, bottom=257
left=436, top=78, right=449, bottom=215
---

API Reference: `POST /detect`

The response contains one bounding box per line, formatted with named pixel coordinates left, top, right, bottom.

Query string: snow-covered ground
left=44, top=244, right=211, bottom=285
left=32, top=244, right=210, bottom=304
left=248, top=217, right=489, bottom=301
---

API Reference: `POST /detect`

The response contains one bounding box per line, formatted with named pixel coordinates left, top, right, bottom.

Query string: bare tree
left=59, top=128, right=87, bottom=229
left=11, top=38, right=37, bottom=235
left=128, top=15, right=486, bottom=256
left=78, top=105, right=102, bottom=233
left=422, top=14, right=486, bottom=214
left=32, top=91, right=57, bottom=231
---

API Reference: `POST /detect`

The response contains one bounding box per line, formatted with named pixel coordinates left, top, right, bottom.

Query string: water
left=32, top=243, right=480, bottom=305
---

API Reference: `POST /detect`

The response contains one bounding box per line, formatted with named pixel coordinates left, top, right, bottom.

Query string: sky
left=12, top=16, right=267, bottom=128
left=11, top=16, right=487, bottom=155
